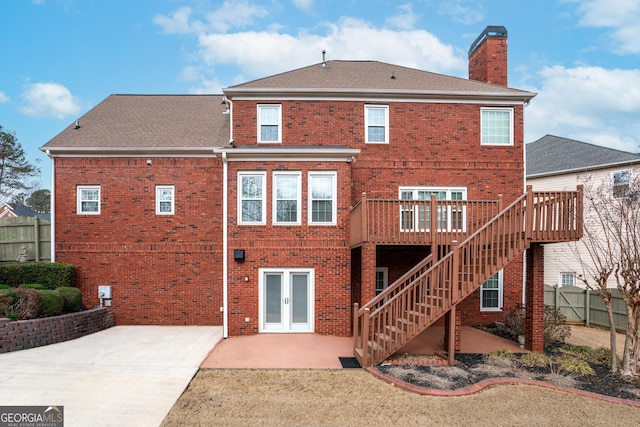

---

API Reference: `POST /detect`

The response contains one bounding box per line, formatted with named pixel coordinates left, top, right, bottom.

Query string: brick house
left=42, top=26, right=582, bottom=365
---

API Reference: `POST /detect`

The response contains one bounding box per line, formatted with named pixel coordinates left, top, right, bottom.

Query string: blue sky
left=1, top=0, right=639, bottom=192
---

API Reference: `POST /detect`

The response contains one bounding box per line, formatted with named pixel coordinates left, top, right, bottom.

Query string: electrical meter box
left=98, top=286, right=112, bottom=299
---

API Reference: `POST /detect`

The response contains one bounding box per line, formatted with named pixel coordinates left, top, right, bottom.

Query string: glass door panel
left=290, top=274, right=309, bottom=325
left=264, top=273, right=282, bottom=327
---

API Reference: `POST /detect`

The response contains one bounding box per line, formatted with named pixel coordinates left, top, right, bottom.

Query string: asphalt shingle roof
left=225, top=60, right=535, bottom=99
left=526, top=135, right=640, bottom=177
left=42, top=95, right=230, bottom=152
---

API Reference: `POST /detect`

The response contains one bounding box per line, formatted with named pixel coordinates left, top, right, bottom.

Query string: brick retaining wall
left=0, top=307, right=115, bottom=353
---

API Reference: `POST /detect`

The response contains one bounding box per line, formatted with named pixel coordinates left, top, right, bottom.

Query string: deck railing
left=350, top=194, right=502, bottom=247
left=353, top=186, right=583, bottom=367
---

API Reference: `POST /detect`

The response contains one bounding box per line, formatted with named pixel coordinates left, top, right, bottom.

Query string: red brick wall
left=469, top=36, right=508, bottom=86
left=231, top=100, right=524, bottom=205
left=226, top=160, right=352, bottom=336
left=53, top=157, right=223, bottom=326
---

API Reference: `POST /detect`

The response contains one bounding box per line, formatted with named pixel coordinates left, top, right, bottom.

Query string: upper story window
left=481, top=107, right=513, bottom=146
left=77, top=185, right=100, bottom=214
left=559, top=272, right=576, bottom=287
left=612, top=170, right=631, bottom=199
left=309, top=171, right=337, bottom=225
left=156, top=185, right=175, bottom=215
left=273, top=171, right=301, bottom=225
left=238, top=172, right=266, bottom=224
left=365, top=105, right=389, bottom=144
left=399, top=187, right=467, bottom=232
left=258, top=104, right=282, bottom=143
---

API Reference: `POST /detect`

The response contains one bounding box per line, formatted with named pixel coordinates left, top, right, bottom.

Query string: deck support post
left=525, top=243, right=545, bottom=352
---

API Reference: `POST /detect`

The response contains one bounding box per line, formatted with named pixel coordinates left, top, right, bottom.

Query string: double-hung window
left=481, top=270, right=503, bottom=311
left=77, top=185, right=100, bottom=214
left=612, top=170, right=631, bottom=199
left=365, top=105, right=389, bottom=144
left=399, top=187, right=466, bottom=232
left=258, top=104, right=282, bottom=143
left=309, top=171, right=337, bottom=225
left=481, top=107, right=513, bottom=146
left=238, top=172, right=266, bottom=224
left=156, top=185, right=175, bottom=215
left=273, top=171, right=301, bottom=225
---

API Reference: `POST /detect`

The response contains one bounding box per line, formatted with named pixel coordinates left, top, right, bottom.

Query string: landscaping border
left=0, top=307, right=115, bottom=353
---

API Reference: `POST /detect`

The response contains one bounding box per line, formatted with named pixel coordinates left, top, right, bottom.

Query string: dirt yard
left=161, top=326, right=639, bottom=426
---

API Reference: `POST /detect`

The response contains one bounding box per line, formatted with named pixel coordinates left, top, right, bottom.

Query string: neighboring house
left=0, top=202, right=50, bottom=222
left=42, top=26, right=582, bottom=365
left=527, top=134, right=640, bottom=289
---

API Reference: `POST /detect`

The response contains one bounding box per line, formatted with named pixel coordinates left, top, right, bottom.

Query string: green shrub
left=19, top=283, right=46, bottom=290
left=0, top=284, right=12, bottom=290
left=556, top=356, right=595, bottom=376
left=0, top=263, right=76, bottom=289
left=520, top=352, right=550, bottom=367
left=39, top=290, right=64, bottom=317
left=56, top=287, right=83, bottom=313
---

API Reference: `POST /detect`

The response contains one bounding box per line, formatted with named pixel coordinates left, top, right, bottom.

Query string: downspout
left=522, top=104, right=529, bottom=307
left=46, top=150, right=55, bottom=262
left=222, top=151, right=229, bottom=338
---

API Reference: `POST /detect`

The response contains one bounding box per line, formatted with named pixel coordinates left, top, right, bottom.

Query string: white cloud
left=525, top=65, right=640, bottom=153
left=292, top=0, right=314, bottom=11
left=20, top=82, right=81, bottom=119
left=0, top=91, right=9, bottom=103
left=154, top=1, right=269, bottom=35
left=574, top=0, right=640, bottom=54
left=438, top=0, right=484, bottom=25
left=194, top=17, right=466, bottom=86
left=386, top=4, right=419, bottom=30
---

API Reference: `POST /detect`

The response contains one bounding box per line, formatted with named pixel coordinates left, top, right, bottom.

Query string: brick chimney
left=468, top=26, right=508, bottom=87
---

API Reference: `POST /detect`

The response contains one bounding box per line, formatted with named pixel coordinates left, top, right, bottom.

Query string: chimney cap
left=468, top=25, right=507, bottom=57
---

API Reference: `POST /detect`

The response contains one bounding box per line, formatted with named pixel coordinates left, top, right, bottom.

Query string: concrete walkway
left=0, top=326, right=222, bottom=427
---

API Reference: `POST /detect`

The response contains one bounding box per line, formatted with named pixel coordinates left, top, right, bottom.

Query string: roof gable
left=526, top=135, right=640, bottom=177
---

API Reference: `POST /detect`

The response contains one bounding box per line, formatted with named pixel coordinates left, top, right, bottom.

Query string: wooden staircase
left=353, top=186, right=583, bottom=367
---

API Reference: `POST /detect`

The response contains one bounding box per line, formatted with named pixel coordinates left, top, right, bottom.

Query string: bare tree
left=576, top=170, right=640, bottom=376
left=574, top=173, right=620, bottom=372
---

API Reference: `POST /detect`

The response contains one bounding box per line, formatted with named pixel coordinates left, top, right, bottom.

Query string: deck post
left=362, top=307, right=370, bottom=367
left=430, top=194, right=437, bottom=247
left=353, top=303, right=360, bottom=346
left=447, top=304, right=457, bottom=365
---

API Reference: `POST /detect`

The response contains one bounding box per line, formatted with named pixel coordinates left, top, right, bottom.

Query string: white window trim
left=376, top=267, right=389, bottom=295
left=480, top=107, right=514, bottom=146
left=480, top=270, right=503, bottom=312
left=155, top=185, right=175, bottom=215
left=365, top=104, right=389, bottom=144
left=77, top=185, right=100, bottom=215
left=273, top=171, right=302, bottom=225
left=238, top=171, right=267, bottom=225
left=398, top=186, right=467, bottom=232
left=257, top=104, right=282, bottom=144
left=308, top=171, right=337, bottom=226
left=611, top=170, right=631, bottom=199
left=258, top=267, right=315, bottom=333
left=559, top=272, right=576, bottom=287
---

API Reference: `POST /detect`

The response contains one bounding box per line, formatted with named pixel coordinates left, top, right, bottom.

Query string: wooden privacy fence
left=0, top=217, right=51, bottom=262
left=544, top=285, right=627, bottom=331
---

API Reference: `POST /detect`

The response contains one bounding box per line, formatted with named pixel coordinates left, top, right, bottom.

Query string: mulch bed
left=377, top=350, right=640, bottom=403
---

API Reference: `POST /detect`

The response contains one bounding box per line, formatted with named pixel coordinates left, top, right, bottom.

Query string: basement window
left=480, top=270, right=503, bottom=311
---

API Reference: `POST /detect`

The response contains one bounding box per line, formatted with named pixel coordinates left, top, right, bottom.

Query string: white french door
left=259, top=268, right=314, bottom=332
